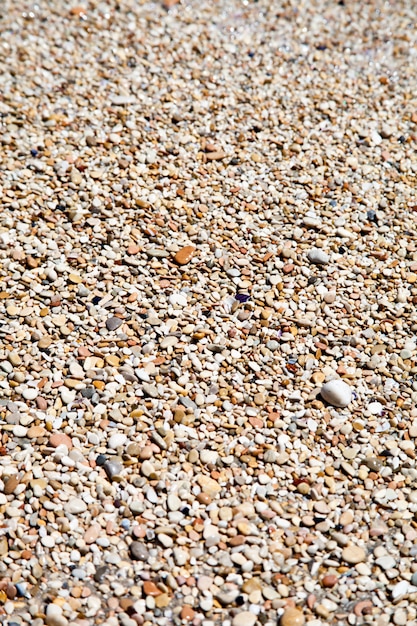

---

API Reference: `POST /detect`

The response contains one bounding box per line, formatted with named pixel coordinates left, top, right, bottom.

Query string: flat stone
left=106, top=316, right=123, bottom=331
left=232, top=612, right=257, bottom=626
left=307, top=248, right=330, bottom=264
left=342, top=545, right=366, bottom=564
left=4, top=475, right=19, bottom=495
left=321, top=379, right=352, bottom=408
left=65, top=498, right=87, bottom=515
left=50, top=433, right=73, bottom=449
left=174, top=245, right=196, bottom=265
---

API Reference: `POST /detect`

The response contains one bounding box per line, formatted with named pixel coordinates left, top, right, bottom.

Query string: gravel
left=1, top=0, right=417, bottom=625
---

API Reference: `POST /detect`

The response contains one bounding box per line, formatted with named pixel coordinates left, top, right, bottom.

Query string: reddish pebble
left=174, top=245, right=196, bottom=265
left=143, top=581, right=161, bottom=596
left=84, top=524, right=101, bottom=544
left=180, top=605, right=195, bottom=621
left=49, top=433, right=73, bottom=449
left=354, top=600, right=373, bottom=617
left=36, top=396, right=48, bottom=410
left=307, top=594, right=316, bottom=609
left=127, top=244, right=140, bottom=255
left=283, top=263, right=294, bottom=274
left=322, top=575, right=338, bottom=588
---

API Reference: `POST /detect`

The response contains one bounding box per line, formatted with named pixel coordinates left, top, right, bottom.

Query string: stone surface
left=320, top=379, right=352, bottom=408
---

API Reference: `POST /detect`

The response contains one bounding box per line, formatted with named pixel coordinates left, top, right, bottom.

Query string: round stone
left=280, top=608, right=305, bottom=626
left=108, top=433, right=127, bottom=449
left=320, top=380, right=352, bottom=408
left=130, top=541, right=149, bottom=561
left=65, top=498, right=87, bottom=515
left=342, top=545, right=366, bottom=564
left=22, top=388, right=38, bottom=400
left=232, top=612, right=257, bottom=626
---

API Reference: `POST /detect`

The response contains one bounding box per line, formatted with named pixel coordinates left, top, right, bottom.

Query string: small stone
left=174, top=245, right=196, bottom=265
left=108, top=433, right=127, bottom=449
left=22, top=388, right=38, bottom=400
left=130, top=542, right=149, bottom=561
left=84, top=524, right=101, bottom=544
left=65, top=498, right=87, bottom=514
left=392, top=580, right=410, bottom=600
left=376, top=555, right=396, bottom=570
left=167, top=493, right=182, bottom=511
left=232, top=612, right=257, bottom=626
left=49, top=433, right=73, bottom=449
left=280, top=608, right=305, bottom=626
left=4, top=475, right=19, bottom=495
left=143, top=581, right=161, bottom=596
left=103, top=460, right=123, bottom=481
left=322, top=575, right=338, bottom=588
left=320, top=379, right=352, bottom=408
left=60, top=388, right=76, bottom=405
left=307, top=248, right=330, bottom=264
left=342, top=545, right=366, bottom=564
left=106, top=316, right=123, bottom=331
left=38, top=336, right=53, bottom=349
left=180, top=605, right=195, bottom=621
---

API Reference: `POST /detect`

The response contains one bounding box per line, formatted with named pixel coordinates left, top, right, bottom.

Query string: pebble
left=130, top=542, right=149, bottom=561
left=280, top=608, right=305, bottom=626
left=342, top=545, right=366, bottom=564
left=108, top=433, right=127, bottom=449
left=65, top=498, right=87, bottom=515
left=320, top=380, right=352, bottom=408
left=174, top=246, right=196, bottom=265
left=232, top=612, right=257, bottom=626
left=307, top=249, right=330, bottom=265
left=106, top=317, right=123, bottom=331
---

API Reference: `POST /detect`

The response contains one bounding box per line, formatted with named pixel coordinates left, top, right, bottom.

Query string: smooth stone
left=4, top=475, right=19, bottom=495
left=320, top=379, right=352, bottom=408
left=307, top=248, right=330, bottom=264
left=376, top=555, right=396, bottom=570
left=214, top=586, right=240, bottom=605
left=22, top=388, right=38, bottom=400
left=280, top=609, right=305, bottom=626
left=50, top=434, right=73, bottom=449
left=342, top=545, right=366, bottom=564
left=200, top=450, right=218, bottom=465
left=232, top=612, right=257, bottom=626
left=65, top=498, right=87, bottom=514
left=266, top=340, right=279, bottom=351
left=174, top=245, right=196, bottom=265
left=106, top=317, right=123, bottom=331
left=60, top=388, right=76, bottom=405
left=142, top=383, right=159, bottom=398
left=392, top=580, right=410, bottom=600
left=130, top=541, right=149, bottom=561
left=103, top=460, right=123, bottom=481
left=108, top=433, right=127, bottom=449
left=167, top=494, right=182, bottom=511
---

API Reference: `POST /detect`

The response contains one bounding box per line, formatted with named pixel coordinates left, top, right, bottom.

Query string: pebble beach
left=1, top=0, right=417, bottom=624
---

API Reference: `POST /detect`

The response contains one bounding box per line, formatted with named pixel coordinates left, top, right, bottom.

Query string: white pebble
left=321, top=380, right=352, bottom=408
left=307, top=248, right=330, bottom=264
left=108, top=433, right=127, bottom=449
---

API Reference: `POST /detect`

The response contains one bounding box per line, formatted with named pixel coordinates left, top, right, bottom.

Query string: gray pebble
left=130, top=541, right=149, bottom=561
left=106, top=316, right=123, bottom=331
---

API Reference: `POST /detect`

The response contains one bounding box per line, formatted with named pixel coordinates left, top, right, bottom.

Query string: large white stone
left=321, top=380, right=352, bottom=408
